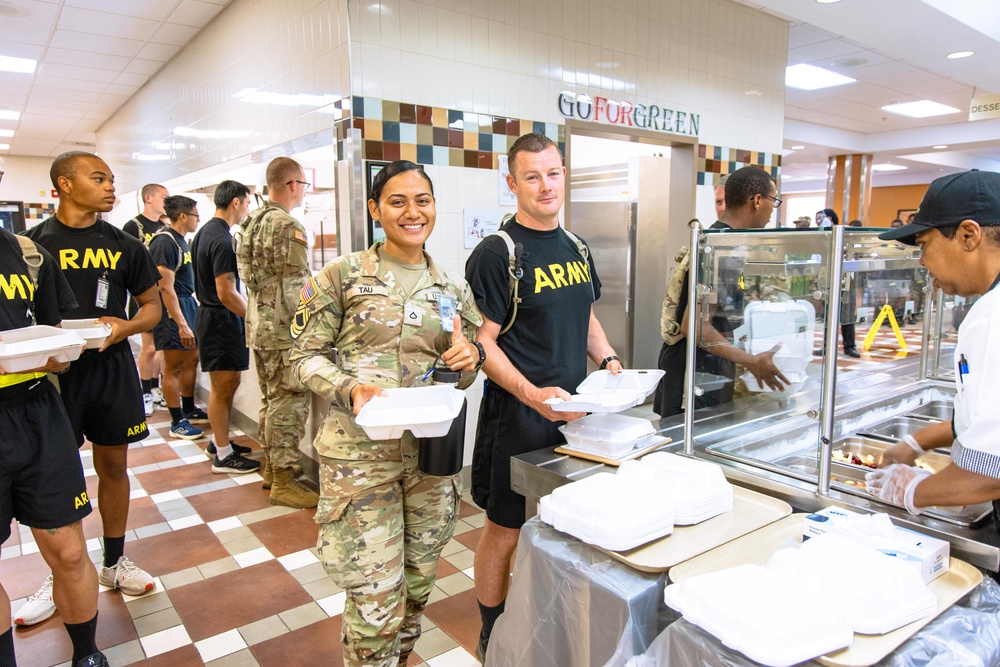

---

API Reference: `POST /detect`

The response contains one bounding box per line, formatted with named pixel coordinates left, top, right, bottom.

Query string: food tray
left=857, top=417, right=933, bottom=443
left=355, top=385, right=464, bottom=439
left=668, top=514, right=983, bottom=667
left=61, top=319, right=113, bottom=350
left=594, top=486, right=791, bottom=572
left=554, top=435, right=671, bottom=466
left=0, top=325, right=86, bottom=373
left=906, top=401, right=952, bottom=422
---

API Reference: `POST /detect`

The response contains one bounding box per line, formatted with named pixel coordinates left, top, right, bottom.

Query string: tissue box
left=803, top=507, right=950, bottom=583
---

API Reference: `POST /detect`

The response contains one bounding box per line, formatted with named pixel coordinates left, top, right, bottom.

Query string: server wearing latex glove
left=870, top=170, right=1000, bottom=518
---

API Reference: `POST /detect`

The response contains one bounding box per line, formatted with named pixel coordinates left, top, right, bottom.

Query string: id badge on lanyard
left=96, top=272, right=110, bottom=309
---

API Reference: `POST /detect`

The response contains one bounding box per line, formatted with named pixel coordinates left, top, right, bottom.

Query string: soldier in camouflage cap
left=236, top=157, right=318, bottom=508
left=290, top=161, right=484, bottom=666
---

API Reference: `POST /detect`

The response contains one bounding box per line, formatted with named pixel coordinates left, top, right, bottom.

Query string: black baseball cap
left=879, top=169, right=1000, bottom=245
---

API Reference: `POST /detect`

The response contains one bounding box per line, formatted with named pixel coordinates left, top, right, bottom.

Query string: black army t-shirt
left=465, top=217, right=601, bottom=393
left=1, top=230, right=77, bottom=330
left=24, top=217, right=160, bottom=344
left=149, top=227, right=194, bottom=297
left=122, top=214, right=164, bottom=248
left=191, top=217, right=239, bottom=308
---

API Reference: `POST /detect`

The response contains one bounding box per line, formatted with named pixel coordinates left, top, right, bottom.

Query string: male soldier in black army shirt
left=21, top=151, right=162, bottom=611
left=0, top=227, right=109, bottom=666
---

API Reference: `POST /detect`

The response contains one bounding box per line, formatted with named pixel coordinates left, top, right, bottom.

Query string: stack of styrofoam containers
left=663, top=532, right=938, bottom=666
left=557, top=413, right=655, bottom=457
left=61, top=319, right=113, bottom=350
left=619, top=453, right=734, bottom=524
left=739, top=300, right=815, bottom=394
left=538, top=472, right=674, bottom=551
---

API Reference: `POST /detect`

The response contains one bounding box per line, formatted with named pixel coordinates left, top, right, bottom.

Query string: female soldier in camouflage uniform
left=289, top=161, right=484, bottom=666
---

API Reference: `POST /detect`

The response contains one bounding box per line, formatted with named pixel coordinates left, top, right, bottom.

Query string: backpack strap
left=15, top=235, right=42, bottom=325
left=493, top=229, right=523, bottom=336
left=151, top=227, right=184, bottom=272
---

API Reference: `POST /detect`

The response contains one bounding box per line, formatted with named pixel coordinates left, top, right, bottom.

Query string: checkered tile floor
left=6, top=411, right=485, bottom=666
left=809, top=319, right=938, bottom=371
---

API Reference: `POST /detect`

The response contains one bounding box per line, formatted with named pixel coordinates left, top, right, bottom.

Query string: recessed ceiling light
left=790, top=145, right=805, bottom=150
left=871, top=163, right=907, bottom=172
left=933, top=145, right=948, bottom=149
left=881, top=101, right=960, bottom=118
left=947, top=51, right=974, bottom=59
left=0, top=129, right=12, bottom=138
left=745, top=89, right=763, bottom=96
left=0, top=55, right=35, bottom=74
left=0, top=144, right=10, bottom=151
left=785, top=64, right=856, bottom=90
left=0, top=110, right=19, bottom=121
left=816, top=0, right=843, bottom=3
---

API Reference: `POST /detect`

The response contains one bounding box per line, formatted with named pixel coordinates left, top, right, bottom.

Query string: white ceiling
left=739, top=0, right=1000, bottom=190
left=0, top=0, right=231, bottom=157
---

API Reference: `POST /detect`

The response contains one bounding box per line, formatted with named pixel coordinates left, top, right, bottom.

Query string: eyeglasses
left=185, top=212, right=200, bottom=219
left=763, top=194, right=782, bottom=209
left=287, top=179, right=311, bottom=189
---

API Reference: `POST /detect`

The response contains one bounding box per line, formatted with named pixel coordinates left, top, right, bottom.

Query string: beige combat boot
left=269, top=469, right=319, bottom=509
left=261, top=458, right=302, bottom=490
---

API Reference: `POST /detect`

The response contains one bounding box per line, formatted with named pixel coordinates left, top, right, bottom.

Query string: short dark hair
left=141, top=184, right=165, bottom=201
left=724, top=166, right=774, bottom=209
left=369, top=160, right=434, bottom=205
left=508, top=133, right=560, bottom=177
left=50, top=151, right=102, bottom=191
left=164, top=195, right=198, bottom=222
left=937, top=223, right=1000, bottom=247
left=214, top=180, right=250, bottom=209
left=848, top=219, right=862, bottom=227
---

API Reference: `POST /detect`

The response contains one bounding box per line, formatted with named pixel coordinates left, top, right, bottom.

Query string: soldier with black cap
left=867, top=169, right=1000, bottom=520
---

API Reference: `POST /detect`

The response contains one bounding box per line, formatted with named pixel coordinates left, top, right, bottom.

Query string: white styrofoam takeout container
left=355, top=385, right=464, bottom=440
left=546, top=369, right=666, bottom=413
left=558, top=413, right=655, bottom=457
left=61, top=319, right=113, bottom=350
left=0, top=325, right=86, bottom=373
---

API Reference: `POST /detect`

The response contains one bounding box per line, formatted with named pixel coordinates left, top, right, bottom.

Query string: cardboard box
left=803, top=507, right=950, bottom=583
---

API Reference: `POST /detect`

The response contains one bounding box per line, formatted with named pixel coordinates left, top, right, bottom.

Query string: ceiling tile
left=38, top=63, right=119, bottom=84
left=0, top=1, right=60, bottom=28
left=0, top=20, right=50, bottom=45
left=137, top=42, right=182, bottom=61
left=166, top=0, right=226, bottom=28
left=50, top=30, right=144, bottom=58
left=44, top=48, right=132, bottom=71
left=33, top=73, right=110, bottom=92
left=65, top=0, right=178, bottom=22
left=29, top=86, right=101, bottom=104
left=124, top=59, right=166, bottom=76
left=0, top=42, right=45, bottom=60
left=789, top=38, right=867, bottom=65
left=58, top=7, right=160, bottom=41
left=104, top=83, right=140, bottom=98
left=786, top=22, right=839, bottom=50
left=151, top=21, right=200, bottom=46
left=114, top=72, right=151, bottom=87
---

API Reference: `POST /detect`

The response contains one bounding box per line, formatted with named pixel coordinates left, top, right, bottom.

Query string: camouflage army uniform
left=236, top=200, right=311, bottom=470
left=289, top=243, right=482, bottom=667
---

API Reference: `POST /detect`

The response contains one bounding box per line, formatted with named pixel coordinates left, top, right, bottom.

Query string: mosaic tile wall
left=351, top=96, right=780, bottom=186
left=696, top=145, right=781, bottom=185
left=24, top=202, right=55, bottom=221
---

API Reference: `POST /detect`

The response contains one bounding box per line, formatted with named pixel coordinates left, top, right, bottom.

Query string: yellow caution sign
left=862, top=304, right=908, bottom=353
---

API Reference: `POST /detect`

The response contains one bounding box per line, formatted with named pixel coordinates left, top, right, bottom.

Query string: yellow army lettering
left=126, top=421, right=148, bottom=437
left=533, top=260, right=592, bottom=293
left=183, top=251, right=192, bottom=265
left=0, top=273, right=34, bottom=301
left=59, top=248, right=122, bottom=271
left=74, top=491, right=89, bottom=509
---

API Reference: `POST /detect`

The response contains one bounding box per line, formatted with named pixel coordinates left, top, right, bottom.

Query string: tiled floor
left=6, top=411, right=484, bottom=666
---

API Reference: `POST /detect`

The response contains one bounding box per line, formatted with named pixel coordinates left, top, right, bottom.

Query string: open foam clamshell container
left=740, top=300, right=815, bottom=394
left=545, top=369, right=665, bottom=413
left=61, top=319, right=113, bottom=350
left=355, top=385, right=465, bottom=440
left=0, top=325, right=86, bottom=373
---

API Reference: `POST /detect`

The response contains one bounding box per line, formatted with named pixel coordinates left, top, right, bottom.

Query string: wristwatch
left=472, top=341, right=487, bottom=372
left=599, top=355, right=621, bottom=370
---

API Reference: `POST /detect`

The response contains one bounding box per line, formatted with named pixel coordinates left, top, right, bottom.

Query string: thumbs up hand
left=441, top=314, right=479, bottom=372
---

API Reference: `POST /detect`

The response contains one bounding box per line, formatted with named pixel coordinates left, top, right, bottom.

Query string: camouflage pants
left=253, top=348, right=309, bottom=470
left=315, top=441, right=460, bottom=667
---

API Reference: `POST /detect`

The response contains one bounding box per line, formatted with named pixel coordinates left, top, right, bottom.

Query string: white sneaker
left=151, top=387, right=165, bottom=407
left=99, top=555, right=155, bottom=596
left=143, top=392, right=154, bottom=416
left=14, top=574, right=55, bottom=626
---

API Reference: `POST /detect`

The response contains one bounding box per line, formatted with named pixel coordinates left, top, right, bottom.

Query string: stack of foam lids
left=557, top=413, right=656, bottom=458
left=539, top=453, right=734, bottom=550
left=664, top=532, right=937, bottom=667
left=619, top=453, right=734, bottom=525
left=736, top=300, right=815, bottom=393
left=545, top=369, right=665, bottom=413
left=0, top=325, right=86, bottom=373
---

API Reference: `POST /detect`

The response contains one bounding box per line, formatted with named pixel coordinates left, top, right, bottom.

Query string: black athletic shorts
left=0, top=378, right=92, bottom=542
left=59, top=342, right=150, bottom=446
left=196, top=306, right=249, bottom=372
left=153, top=295, right=199, bottom=351
left=470, top=382, right=565, bottom=529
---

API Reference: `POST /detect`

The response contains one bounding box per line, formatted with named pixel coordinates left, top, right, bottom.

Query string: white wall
left=0, top=155, right=59, bottom=227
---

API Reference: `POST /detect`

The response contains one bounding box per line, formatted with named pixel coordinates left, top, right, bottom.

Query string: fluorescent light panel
left=785, top=63, right=856, bottom=90
left=0, top=130, right=12, bottom=138
left=0, top=55, right=35, bottom=74
left=0, top=110, right=19, bottom=121
left=947, top=51, right=974, bottom=59
left=0, top=144, right=10, bottom=151
left=881, top=100, right=960, bottom=118
left=871, top=163, right=907, bottom=172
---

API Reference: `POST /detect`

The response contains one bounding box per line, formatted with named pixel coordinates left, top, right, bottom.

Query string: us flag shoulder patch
left=300, top=277, right=318, bottom=304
